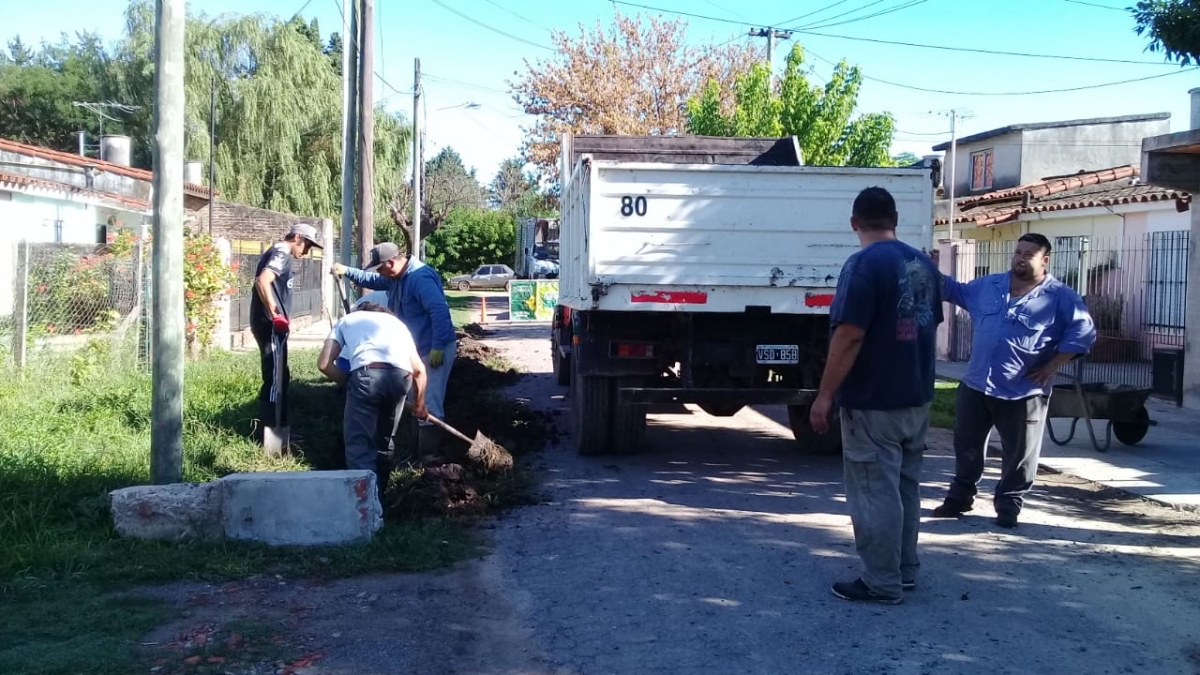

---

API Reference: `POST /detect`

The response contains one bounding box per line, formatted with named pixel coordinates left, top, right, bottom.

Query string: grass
left=445, top=289, right=507, bottom=328
left=0, top=348, right=504, bottom=675
left=932, top=378, right=959, bottom=430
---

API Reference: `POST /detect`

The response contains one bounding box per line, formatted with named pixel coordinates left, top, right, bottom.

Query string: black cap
left=364, top=242, right=402, bottom=272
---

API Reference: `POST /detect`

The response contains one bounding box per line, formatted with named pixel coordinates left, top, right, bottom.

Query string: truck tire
left=699, top=403, right=744, bottom=417
left=609, top=377, right=647, bottom=455
left=571, top=357, right=611, bottom=456
left=787, top=404, right=843, bottom=455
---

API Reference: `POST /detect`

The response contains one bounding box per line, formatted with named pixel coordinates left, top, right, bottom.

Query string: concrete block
left=109, top=482, right=224, bottom=542
left=220, top=470, right=382, bottom=546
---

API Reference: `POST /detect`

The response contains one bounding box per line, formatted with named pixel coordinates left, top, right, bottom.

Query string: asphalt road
left=466, top=323, right=1200, bottom=675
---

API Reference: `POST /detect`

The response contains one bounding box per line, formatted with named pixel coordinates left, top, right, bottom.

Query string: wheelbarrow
left=1045, top=360, right=1156, bottom=452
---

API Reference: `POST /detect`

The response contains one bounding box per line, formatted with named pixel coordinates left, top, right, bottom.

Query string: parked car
left=448, top=264, right=516, bottom=291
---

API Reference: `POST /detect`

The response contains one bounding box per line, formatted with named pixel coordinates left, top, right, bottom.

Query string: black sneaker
left=996, top=511, right=1019, bottom=528
left=931, top=498, right=974, bottom=518
left=902, top=580, right=916, bottom=591
left=831, top=578, right=903, bottom=605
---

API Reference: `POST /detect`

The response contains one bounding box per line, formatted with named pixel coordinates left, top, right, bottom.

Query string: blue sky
left=4, top=0, right=1197, bottom=182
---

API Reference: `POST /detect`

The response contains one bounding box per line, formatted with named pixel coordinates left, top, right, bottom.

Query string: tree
left=891, top=151, right=920, bottom=167
left=424, top=208, right=518, bottom=280
left=686, top=45, right=896, bottom=167
left=1133, top=0, right=1200, bottom=65
left=488, top=156, right=558, bottom=215
left=509, top=10, right=759, bottom=181
left=388, top=147, right=488, bottom=253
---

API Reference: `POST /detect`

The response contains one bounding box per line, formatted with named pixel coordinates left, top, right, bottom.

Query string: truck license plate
left=756, top=345, right=799, bottom=365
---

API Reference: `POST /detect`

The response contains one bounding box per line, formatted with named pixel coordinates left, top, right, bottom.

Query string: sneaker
left=831, top=578, right=903, bottom=605
left=995, top=511, right=1019, bottom=528
left=931, top=498, right=974, bottom=518
left=902, top=580, right=916, bottom=591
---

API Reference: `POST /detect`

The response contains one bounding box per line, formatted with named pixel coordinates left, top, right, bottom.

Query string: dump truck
left=549, top=134, right=936, bottom=456
left=515, top=216, right=560, bottom=279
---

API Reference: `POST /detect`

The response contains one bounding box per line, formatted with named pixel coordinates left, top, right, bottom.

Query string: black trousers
left=946, top=384, right=1050, bottom=514
left=251, top=322, right=289, bottom=428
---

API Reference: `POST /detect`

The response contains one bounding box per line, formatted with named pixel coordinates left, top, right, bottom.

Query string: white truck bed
left=559, top=158, right=933, bottom=314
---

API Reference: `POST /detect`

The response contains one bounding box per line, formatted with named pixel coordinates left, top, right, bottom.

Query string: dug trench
left=132, top=326, right=559, bottom=675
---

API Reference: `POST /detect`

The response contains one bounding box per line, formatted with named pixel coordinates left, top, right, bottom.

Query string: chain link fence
left=1, top=237, right=150, bottom=382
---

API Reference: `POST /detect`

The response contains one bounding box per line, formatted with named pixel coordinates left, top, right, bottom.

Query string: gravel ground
left=143, top=322, right=1200, bottom=675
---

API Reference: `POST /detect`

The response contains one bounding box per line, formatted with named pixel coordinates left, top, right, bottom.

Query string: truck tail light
left=805, top=293, right=834, bottom=307
left=612, top=342, right=655, bottom=358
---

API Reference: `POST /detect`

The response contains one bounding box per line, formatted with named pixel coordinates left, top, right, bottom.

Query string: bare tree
left=388, top=146, right=487, bottom=252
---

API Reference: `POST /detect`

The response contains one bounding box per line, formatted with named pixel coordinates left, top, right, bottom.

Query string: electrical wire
left=1060, top=0, right=1130, bottom=11
left=482, top=0, right=555, bottom=33
left=429, top=0, right=554, bottom=51
left=773, top=0, right=856, bottom=28
left=798, top=0, right=930, bottom=31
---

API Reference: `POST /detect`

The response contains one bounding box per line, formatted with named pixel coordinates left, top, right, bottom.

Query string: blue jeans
left=344, top=366, right=412, bottom=477
left=419, top=340, right=457, bottom=424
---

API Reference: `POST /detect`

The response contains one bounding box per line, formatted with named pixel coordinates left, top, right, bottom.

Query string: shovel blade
left=466, top=431, right=513, bottom=474
left=263, top=426, right=291, bottom=458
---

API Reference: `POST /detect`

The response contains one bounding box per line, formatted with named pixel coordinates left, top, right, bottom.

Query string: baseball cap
left=364, top=242, right=403, bottom=272
left=287, top=222, right=323, bottom=249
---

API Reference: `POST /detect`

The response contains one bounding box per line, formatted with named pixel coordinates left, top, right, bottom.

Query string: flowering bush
left=183, top=232, right=237, bottom=352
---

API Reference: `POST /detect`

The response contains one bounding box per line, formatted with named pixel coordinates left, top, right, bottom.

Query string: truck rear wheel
left=571, top=358, right=611, bottom=456
left=788, top=404, right=843, bottom=455
left=610, top=377, right=647, bottom=455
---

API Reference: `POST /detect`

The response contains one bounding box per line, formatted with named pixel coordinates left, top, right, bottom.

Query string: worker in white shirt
left=317, top=302, right=428, bottom=496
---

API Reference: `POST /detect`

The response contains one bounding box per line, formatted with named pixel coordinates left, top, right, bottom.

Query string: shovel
left=408, top=403, right=513, bottom=474
left=332, top=271, right=351, bottom=314
left=263, top=330, right=290, bottom=458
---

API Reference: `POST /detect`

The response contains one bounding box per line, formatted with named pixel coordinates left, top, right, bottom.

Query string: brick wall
left=191, top=200, right=322, bottom=244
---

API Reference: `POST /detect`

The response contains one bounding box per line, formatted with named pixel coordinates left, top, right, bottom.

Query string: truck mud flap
left=618, top=387, right=816, bottom=407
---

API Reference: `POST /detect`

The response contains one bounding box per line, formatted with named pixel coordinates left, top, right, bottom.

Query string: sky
left=4, top=0, right=1198, bottom=183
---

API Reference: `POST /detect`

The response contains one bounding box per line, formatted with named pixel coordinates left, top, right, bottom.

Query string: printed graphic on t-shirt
left=896, top=257, right=937, bottom=342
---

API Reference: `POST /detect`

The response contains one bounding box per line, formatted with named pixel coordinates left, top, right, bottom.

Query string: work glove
left=332, top=263, right=347, bottom=277
left=272, top=314, right=290, bottom=334
left=428, top=348, right=445, bottom=368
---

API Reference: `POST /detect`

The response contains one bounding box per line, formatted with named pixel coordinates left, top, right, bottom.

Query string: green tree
left=686, top=44, right=896, bottom=167
left=489, top=156, right=558, bottom=215
left=1133, top=0, right=1200, bottom=65
left=891, top=151, right=920, bottom=167
left=389, top=146, right=487, bottom=253
left=424, top=208, right=518, bottom=280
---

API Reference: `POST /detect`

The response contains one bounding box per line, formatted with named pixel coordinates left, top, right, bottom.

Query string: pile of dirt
left=383, top=334, right=550, bottom=520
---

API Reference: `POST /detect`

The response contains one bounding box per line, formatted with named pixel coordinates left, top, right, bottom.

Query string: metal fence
left=946, top=233, right=1189, bottom=391
left=1, top=238, right=151, bottom=379
left=229, top=242, right=323, bottom=332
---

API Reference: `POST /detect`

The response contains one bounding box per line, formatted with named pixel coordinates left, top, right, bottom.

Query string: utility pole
left=947, top=110, right=958, bottom=239
left=412, top=57, right=422, bottom=259
left=356, top=0, right=375, bottom=265
left=150, top=0, right=186, bottom=485
left=208, top=76, right=215, bottom=236
left=748, top=28, right=792, bottom=67
left=339, top=0, right=359, bottom=271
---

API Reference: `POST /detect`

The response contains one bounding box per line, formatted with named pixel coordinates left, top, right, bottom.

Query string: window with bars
left=1144, top=230, right=1189, bottom=330
left=971, top=149, right=994, bottom=191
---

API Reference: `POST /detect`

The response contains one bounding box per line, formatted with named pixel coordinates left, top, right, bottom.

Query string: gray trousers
left=946, top=385, right=1049, bottom=515
left=344, top=366, right=412, bottom=483
left=841, top=404, right=930, bottom=600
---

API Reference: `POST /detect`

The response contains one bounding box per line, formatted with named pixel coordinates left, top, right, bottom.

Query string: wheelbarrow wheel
left=1112, top=406, right=1151, bottom=446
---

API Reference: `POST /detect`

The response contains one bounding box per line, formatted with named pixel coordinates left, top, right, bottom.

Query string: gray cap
left=287, top=222, right=323, bottom=249
left=364, top=242, right=403, bottom=272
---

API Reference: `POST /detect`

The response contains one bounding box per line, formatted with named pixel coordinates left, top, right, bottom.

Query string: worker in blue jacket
left=334, top=242, right=457, bottom=455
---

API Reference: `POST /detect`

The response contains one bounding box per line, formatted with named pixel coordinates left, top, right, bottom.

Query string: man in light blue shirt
left=931, top=233, right=1096, bottom=528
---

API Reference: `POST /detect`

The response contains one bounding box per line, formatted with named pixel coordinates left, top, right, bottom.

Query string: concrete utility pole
left=412, top=57, right=422, bottom=259
left=947, top=110, right=958, bottom=238
left=150, top=0, right=186, bottom=485
left=749, top=28, right=792, bottom=66
left=356, top=0, right=375, bottom=265
left=339, top=0, right=359, bottom=272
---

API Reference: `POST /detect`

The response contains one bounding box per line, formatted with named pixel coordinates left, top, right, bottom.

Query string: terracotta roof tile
left=0, top=169, right=151, bottom=211
left=934, top=165, right=1190, bottom=227
left=0, top=137, right=215, bottom=198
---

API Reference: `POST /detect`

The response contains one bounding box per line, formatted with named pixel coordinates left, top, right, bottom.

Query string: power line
left=805, top=46, right=1200, bottom=95
left=1060, top=0, right=1130, bottom=11
left=481, top=0, right=555, bottom=33
left=799, top=0, right=930, bottom=31
left=606, top=0, right=1174, bottom=65
left=774, top=0, right=856, bottom=27
left=791, top=0, right=890, bottom=30
left=429, top=0, right=554, bottom=51
left=795, top=30, right=1178, bottom=65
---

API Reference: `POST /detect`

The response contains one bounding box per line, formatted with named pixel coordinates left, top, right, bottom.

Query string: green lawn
left=445, top=289, right=509, bottom=327
left=0, top=350, right=482, bottom=674
left=931, top=379, right=959, bottom=430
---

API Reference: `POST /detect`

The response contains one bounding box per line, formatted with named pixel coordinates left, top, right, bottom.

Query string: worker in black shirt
left=251, top=222, right=323, bottom=452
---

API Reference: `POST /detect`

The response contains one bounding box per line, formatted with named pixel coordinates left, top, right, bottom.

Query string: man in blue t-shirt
left=811, top=186, right=943, bottom=605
